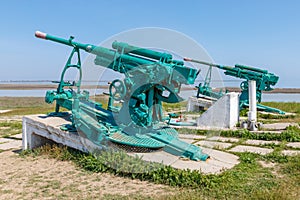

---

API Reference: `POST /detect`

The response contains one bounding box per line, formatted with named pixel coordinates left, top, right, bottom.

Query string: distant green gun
left=184, top=58, right=285, bottom=114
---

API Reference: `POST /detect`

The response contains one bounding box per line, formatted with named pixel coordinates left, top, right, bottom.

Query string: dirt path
left=0, top=150, right=173, bottom=199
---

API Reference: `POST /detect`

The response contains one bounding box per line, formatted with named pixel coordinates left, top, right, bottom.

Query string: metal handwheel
left=109, top=79, right=126, bottom=101
left=240, top=81, right=248, bottom=90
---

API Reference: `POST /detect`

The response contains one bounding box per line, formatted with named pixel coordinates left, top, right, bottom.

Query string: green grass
left=0, top=121, right=22, bottom=137
left=261, top=102, right=300, bottom=114
left=259, top=102, right=300, bottom=124
left=0, top=96, right=110, bottom=116
left=0, top=97, right=55, bottom=116
left=162, top=101, right=187, bottom=112
left=178, top=125, right=300, bottom=142
left=21, top=145, right=300, bottom=200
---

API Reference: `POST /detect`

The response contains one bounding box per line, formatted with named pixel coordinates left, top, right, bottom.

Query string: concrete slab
left=128, top=151, right=179, bottom=166
left=244, top=140, right=281, bottom=146
left=206, top=136, right=239, bottom=143
left=11, top=133, right=23, bottom=139
left=286, top=142, right=300, bottom=149
left=180, top=138, right=195, bottom=144
left=229, top=145, right=273, bottom=155
left=195, top=140, right=232, bottom=149
left=23, top=114, right=240, bottom=174
left=171, top=147, right=240, bottom=173
left=201, top=147, right=239, bottom=165
left=262, top=123, right=299, bottom=130
left=178, top=134, right=206, bottom=140
left=0, top=138, right=15, bottom=143
left=131, top=147, right=239, bottom=174
left=281, top=150, right=300, bottom=156
left=0, top=140, right=22, bottom=150
left=0, top=110, right=11, bottom=114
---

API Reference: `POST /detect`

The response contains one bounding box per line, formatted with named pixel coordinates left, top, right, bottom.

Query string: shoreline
left=1, top=84, right=300, bottom=94
left=0, top=84, right=108, bottom=90
left=223, top=87, right=300, bottom=94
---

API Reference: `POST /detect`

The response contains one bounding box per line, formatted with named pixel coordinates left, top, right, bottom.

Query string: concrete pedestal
left=22, top=114, right=89, bottom=152
left=197, top=93, right=239, bottom=129
left=22, top=114, right=239, bottom=174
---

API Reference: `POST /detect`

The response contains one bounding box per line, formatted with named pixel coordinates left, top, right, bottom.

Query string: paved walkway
left=1, top=133, right=300, bottom=157
left=0, top=134, right=22, bottom=150
left=179, top=134, right=300, bottom=156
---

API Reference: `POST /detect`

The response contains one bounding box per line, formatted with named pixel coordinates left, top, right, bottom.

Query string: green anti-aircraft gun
left=184, top=58, right=285, bottom=114
left=35, top=31, right=209, bottom=161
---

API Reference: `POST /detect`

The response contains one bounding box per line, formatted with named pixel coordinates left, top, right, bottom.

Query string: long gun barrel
left=36, top=31, right=90, bottom=50
left=184, top=57, right=279, bottom=86
left=36, top=31, right=196, bottom=85
left=35, top=31, right=173, bottom=62
left=35, top=31, right=152, bottom=68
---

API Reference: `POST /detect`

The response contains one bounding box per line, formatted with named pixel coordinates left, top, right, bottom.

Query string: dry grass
left=0, top=151, right=174, bottom=199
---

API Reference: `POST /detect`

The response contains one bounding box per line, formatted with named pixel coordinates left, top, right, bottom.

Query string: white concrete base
left=197, top=93, right=239, bottom=129
left=22, top=114, right=240, bottom=174
left=22, top=114, right=89, bottom=152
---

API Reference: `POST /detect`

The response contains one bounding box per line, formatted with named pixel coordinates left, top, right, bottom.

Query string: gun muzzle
left=183, top=57, right=193, bottom=62
left=35, top=31, right=47, bottom=39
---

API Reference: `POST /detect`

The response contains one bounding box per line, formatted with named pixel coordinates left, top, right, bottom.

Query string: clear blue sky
left=0, top=0, right=299, bottom=87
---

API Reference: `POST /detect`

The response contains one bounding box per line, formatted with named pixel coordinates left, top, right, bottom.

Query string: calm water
left=0, top=89, right=105, bottom=97
left=0, top=90, right=299, bottom=102
left=262, top=93, right=300, bottom=102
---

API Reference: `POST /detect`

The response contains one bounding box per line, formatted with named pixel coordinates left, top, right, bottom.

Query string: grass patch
left=261, top=102, right=300, bottom=114
left=258, top=112, right=295, bottom=120
left=0, top=95, right=110, bottom=116
left=260, top=102, right=300, bottom=123
left=0, top=97, right=55, bottom=116
left=178, top=125, right=300, bottom=142
left=162, top=101, right=187, bottom=113
left=0, top=121, right=22, bottom=137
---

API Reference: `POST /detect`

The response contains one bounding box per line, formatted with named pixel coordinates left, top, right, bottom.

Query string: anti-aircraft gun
left=184, top=58, right=285, bottom=114
left=35, top=31, right=209, bottom=161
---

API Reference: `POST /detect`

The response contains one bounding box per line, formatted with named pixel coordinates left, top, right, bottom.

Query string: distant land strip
left=222, top=87, right=300, bottom=94
left=0, top=84, right=300, bottom=93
